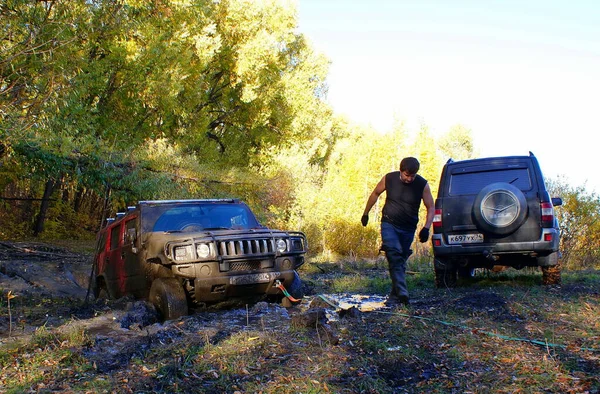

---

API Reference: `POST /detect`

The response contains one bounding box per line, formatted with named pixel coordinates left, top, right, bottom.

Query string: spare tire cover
left=472, top=182, right=528, bottom=235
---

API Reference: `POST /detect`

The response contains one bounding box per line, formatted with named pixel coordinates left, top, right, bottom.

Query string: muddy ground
left=1, top=241, right=599, bottom=393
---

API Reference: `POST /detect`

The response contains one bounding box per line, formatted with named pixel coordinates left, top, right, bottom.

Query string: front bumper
left=190, top=269, right=298, bottom=303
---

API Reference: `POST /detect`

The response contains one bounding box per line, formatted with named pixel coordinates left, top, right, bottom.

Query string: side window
left=124, top=219, right=136, bottom=245
left=110, top=225, right=121, bottom=250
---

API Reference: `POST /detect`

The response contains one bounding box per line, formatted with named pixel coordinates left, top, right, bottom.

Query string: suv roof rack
left=138, top=199, right=239, bottom=205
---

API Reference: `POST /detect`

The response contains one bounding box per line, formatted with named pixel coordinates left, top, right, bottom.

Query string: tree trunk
left=74, top=186, right=84, bottom=213
left=33, top=179, right=57, bottom=236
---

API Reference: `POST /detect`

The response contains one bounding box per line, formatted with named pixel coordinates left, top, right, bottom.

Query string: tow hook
left=274, top=280, right=300, bottom=303
left=483, top=250, right=499, bottom=262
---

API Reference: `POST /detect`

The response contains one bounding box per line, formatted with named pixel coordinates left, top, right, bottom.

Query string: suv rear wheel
left=457, top=267, right=476, bottom=279
left=149, top=278, right=188, bottom=321
left=434, top=259, right=457, bottom=288
left=541, top=262, right=561, bottom=285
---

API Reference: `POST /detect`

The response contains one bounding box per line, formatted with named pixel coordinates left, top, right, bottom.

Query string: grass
left=1, top=254, right=599, bottom=393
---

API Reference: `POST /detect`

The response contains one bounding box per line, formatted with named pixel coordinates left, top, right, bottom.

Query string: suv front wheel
left=149, top=278, right=189, bottom=321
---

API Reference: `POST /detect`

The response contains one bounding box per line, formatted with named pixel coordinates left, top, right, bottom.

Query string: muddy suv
left=431, top=152, right=562, bottom=287
left=92, top=199, right=307, bottom=320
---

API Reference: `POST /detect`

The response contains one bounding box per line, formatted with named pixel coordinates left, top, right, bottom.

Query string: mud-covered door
left=122, top=216, right=149, bottom=298
left=105, top=223, right=126, bottom=298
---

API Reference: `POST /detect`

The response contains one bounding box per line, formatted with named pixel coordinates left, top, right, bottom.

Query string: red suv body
left=93, top=199, right=307, bottom=319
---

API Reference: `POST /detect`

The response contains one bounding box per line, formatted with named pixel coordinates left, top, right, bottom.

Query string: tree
left=548, top=177, right=600, bottom=269
left=438, top=124, right=476, bottom=162
left=1, top=0, right=333, bottom=236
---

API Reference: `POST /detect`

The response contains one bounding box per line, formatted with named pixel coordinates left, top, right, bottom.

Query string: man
left=361, top=157, right=434, bottom=306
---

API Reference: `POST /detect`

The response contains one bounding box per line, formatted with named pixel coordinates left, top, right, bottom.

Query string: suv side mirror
left=551, top=197, right=563, bottom=207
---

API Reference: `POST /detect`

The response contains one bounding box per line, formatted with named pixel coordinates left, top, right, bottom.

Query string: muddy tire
left=457, top=267, right=476, bottom=279
left=541, top=264, right=561, bottom=285
left=149, top=278, right=188, bottom=321
left=93, top=276, right=110, bottom=300
left=434, top=258, right=457, bottom=288
left=434, top=267, right=457, bottom=288
left=97, top=287, right=109, bottom=300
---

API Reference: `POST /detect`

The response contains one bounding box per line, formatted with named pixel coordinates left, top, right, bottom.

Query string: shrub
left=323, top=218, right=380, bottom=259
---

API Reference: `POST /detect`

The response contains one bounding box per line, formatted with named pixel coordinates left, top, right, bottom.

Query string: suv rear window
left=449, top=168, right=532, bottom=195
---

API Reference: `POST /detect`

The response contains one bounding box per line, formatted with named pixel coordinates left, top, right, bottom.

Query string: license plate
left=230, top=272, right=280, bottom=285
left=448, top=233, right=484, bottom=244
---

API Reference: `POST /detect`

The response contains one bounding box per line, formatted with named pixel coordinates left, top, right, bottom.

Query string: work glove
left=418, top=227, right=430, bottom=243
left=361, top=214, right=369, bottom=227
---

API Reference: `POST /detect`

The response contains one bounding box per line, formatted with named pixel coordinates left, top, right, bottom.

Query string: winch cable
left=317, top=294, right=599, bottom=353
left=274, top=280, right=301, bottom=303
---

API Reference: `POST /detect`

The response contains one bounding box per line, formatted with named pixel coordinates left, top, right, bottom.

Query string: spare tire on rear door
left=472, top=182, right=528, bottom=235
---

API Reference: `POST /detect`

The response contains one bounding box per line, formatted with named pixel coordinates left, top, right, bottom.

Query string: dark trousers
left=381, top=221, right=414, bottom=299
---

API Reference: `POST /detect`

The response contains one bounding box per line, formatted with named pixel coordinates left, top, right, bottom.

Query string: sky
left=296, top=0, right=600, bottom=194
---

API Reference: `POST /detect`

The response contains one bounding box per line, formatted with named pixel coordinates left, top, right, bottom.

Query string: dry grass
left=1, top=257, right=599, bottom=393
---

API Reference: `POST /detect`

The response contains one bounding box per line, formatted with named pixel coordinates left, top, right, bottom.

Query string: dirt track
left=0, top=241, right=306, bottom=338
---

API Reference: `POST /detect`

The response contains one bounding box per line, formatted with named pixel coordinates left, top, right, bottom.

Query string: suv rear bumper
left=432, top=228, right=560, bottom=258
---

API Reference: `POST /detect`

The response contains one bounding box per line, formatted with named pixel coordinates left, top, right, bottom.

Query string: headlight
left=275, top=239, right=287, bottom=253
left=174, top=245, right=193, bottom=261
left=196, top=243, right=211, bottom=258
left=291, top=238, right=304, bottom=251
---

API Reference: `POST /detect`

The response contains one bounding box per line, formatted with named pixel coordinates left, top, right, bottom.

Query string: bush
left=548, top=179, right=600, bottom=270
left=323, top=218, right=380, bottom=259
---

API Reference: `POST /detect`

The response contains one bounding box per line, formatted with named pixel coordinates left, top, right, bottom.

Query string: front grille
left=217, top=238, right=274, bottom=257
left=229, top=261, right=262, bottom=272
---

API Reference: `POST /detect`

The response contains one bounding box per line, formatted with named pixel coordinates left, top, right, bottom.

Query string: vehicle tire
left=434, top=259, right=457, bottom=288
left=281, top=272, right=304, bottom=307
left=97, top=287, right=109, bottom=300
left=93, top=277, right=110, bottom=300
left=473, top=182, right=528, bottom=235
left=149, top=278, right=188, bottom=321
left=541, top=263, right=561, bottom=285
left=457, top=267, right=476, bottom=279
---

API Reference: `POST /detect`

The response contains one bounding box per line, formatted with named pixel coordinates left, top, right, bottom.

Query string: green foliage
left=437, top=124, right=476, bottom=162
left=323, top=218, right=380, bottom=259
left=1, top=0, right=332, bottom=236
left=39, top=200, right=97, bottom=241
left=2, top=1, right=598, bottom=274
left=548, top=177, right=600, bottom=269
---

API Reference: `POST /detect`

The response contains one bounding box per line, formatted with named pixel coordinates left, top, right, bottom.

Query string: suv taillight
left=540, top=202, right=554, bottom=224
left=433, top=208, right=442, bottom=228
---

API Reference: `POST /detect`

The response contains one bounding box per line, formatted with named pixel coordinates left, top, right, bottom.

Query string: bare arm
left=421, top=183, right=435, bottom=229
left=363, top=176, right=386, bottom=216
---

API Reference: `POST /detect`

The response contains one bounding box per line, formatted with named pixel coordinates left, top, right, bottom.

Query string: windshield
left=449, top=168, right=532, bottom=195
left=140, top=202, right=261, bottom=233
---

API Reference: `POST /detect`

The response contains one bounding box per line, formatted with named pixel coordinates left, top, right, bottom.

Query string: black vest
left=381, top=172, right=427, bottom=231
